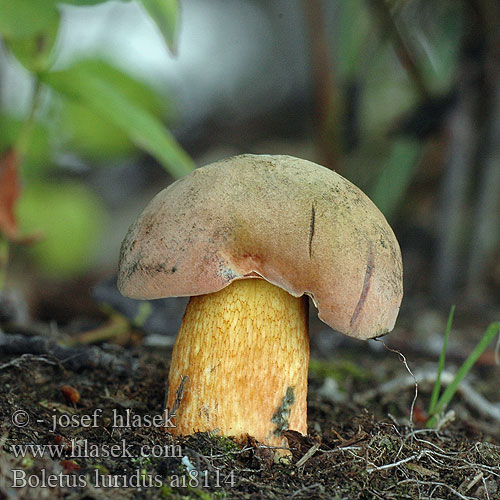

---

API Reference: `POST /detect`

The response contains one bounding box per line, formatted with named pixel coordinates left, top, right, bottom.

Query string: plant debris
left=0, top=344, right=499, bottom=499
left=0, top=331, right=137, bottom=374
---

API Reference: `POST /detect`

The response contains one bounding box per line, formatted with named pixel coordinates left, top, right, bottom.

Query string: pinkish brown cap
left=118, top=154, right=403, bottom=339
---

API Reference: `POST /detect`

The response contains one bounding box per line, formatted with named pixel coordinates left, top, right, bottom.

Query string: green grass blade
left=427, top=321, right=500, bottom=427
left=428, top=305, right=455, bottom=415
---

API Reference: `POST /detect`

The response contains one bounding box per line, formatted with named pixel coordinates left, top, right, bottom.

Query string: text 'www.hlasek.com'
left=8, top=408, right=237, bottom=490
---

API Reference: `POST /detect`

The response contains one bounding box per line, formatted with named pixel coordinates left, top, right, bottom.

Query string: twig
left=206, top=445, right=254, bottom=460
left=255, top=444, right=291, bottom=452
left=462, top=472, right=483, bottom=493
left=395, top=479, right=475, bottom=500
left=67, top=314, right=131, bottom=346
left=366, top=450, right=429, bottom=473
left=0, top=353, right=58, bottom=371
left=355, top=368, right=500, bottom=423
left=0, top=331, right=137, bottom=375
left=481, top=475, right=492, bottom=500
left=295, top=442, right=320, bottom=468
left=290, top=482, right=324, bottom=498
left=318, top=445, right=363, bottom=454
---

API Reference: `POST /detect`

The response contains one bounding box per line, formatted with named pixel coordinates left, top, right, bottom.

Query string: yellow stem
left=166, top=279, right=309, bottom=451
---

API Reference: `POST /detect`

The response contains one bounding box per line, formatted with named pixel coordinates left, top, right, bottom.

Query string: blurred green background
left=1, top=0, right=499, bottom=322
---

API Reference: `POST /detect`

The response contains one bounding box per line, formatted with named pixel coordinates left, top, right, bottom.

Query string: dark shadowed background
left=2, top=0, right=499, bottom=345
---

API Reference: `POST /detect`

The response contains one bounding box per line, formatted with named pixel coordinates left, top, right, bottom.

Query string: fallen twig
left=0, top=331, right=137, bottom=374
left=394, top=479, right=475, bottom=500
left=366, top=450, right=429, bottom=473
left=295, top=442, right=320, bottom=468
left=66, top=314, right=131, bottom=346
left=355, top=368, right=500, bottom=423
left=290, top=482, right=324, bottom=498
left=0, top=353, right=59, bottom=371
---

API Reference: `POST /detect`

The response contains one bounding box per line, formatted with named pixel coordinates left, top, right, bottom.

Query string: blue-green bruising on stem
left=271, top=386, right=295, bottom=436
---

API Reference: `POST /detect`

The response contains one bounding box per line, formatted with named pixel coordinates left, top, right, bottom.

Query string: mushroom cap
left=118, top=154, right=403, bottom=339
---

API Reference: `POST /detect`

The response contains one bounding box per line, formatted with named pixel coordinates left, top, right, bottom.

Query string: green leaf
left=140, top=0, right=180, bottom=53
left=6, top=19, right=60, bottom=73
left=17, top=182, right=107, bottom=277
left=337, top=0, right=370, bottom=78
left=62, top=103, right=138, bottom=159
left=370, top=138, right=421, bottom=220
left=42, top=65, right=194, bottom=177
left=0, top=0, right=59, bottom=39
left=55, top=0, right=128, bottom=5
left=58, top=59, right=167, bottom=160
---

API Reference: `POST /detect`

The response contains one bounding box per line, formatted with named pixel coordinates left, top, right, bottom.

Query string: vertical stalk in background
left=466, top=80, right=500, bottom=294
left=433, top=78, right=477, bottom=303
left=368, top=0, right=430, bottom=99
left=15, top=78, right=43, bottom=158
left=433, top=1, right=499, bottom=303
left=0, top=77, right=43, bottom=290
left=302, top=0, right=340, bottom=171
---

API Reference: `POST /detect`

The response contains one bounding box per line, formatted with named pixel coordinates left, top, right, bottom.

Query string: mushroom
left=118, top=154, right=403, bottom=452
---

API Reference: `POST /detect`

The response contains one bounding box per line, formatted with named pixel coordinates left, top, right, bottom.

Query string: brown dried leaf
left=0, top=148, right=20, bottom=239
left=60, top=460, right=80, bottom=471
left=60, top=384, right=81, bottom=404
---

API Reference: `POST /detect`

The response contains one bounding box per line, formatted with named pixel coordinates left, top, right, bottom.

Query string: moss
left=130, top=455, right=153, bottom=467
left=159, top=484, right=175, bottom=498
left=214, top=435, right=240, bottom=453
left=92, top=464, right=109, bottom=475
left=309, top=358, right=370, bottom=383
left=184, top=486, right=223, bottom=499
left=20, top=456, right=34, bottom=468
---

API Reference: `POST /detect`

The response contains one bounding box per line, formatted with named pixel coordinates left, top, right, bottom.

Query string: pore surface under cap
left=118, top=154, right=403, bottom=339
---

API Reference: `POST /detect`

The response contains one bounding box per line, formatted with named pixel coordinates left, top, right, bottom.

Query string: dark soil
left=1, top=336, right=499, bottom=500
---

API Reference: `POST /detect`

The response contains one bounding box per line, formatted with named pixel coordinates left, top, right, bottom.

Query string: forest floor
left=1, top=306, right=500, bottom=499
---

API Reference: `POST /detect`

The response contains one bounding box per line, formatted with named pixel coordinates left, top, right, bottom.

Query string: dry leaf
left=60, top=385, right=81, bottom=404
left=0, top=148, right=20, bottom=239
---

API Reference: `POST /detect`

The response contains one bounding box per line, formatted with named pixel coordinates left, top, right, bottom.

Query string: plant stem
left=428, top=306, right=455, bottom=415
left=427, top=321, right=500, bottom=428
left=0, top=75, right=43, bottom=288
left=15, top=76, right=43, bottom=158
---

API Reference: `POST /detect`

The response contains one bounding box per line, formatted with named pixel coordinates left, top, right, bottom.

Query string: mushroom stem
left=166, top=278, right=309, bottom=450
